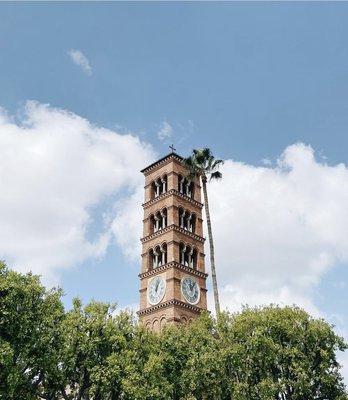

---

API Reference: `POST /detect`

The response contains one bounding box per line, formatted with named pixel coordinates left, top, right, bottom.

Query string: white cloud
left=206, top=143, right=348, bottom=315
left=0, top=101, right=155, bottom=284
left=157, top=121, right=173, bottom=141
left=261, top=157, right=272, bottom=166
left=68, top=49, right=92, bottom=76
left=110, top=186, right=144, bottom=261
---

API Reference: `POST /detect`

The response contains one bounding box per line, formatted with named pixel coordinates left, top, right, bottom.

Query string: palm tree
left=182, top=148, right=223, bottom=316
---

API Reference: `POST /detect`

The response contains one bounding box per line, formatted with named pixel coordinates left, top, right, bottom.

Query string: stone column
left=181, top=245, right=186, bottom=265
left=179, top=177, right=184, bottom=193
left=154, top=249, right=159, bottom=268
left=155, top=180, right=160, bottom=197
left=180, top=210, right=186, bottom=228
left=161, top=178, right=166, bottom=193
left=154, top=215, right=160, bottom=232
left=187, top=212, right=192, bottom=232
left=161, top=210, right=166, bottom=228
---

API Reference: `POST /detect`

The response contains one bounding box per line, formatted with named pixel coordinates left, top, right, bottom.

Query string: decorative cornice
left=141, top=153, right=183, bottom=175
left=137, top=298, right=203, bottom=316
left=139, top=261, right=208, bottom=280
left=143, top=189, right=203, bottom=209
left=141, top=224, right=205, bottom=244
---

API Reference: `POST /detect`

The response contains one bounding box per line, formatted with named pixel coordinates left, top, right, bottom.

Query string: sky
left=0, top=2, right=347, bottom=382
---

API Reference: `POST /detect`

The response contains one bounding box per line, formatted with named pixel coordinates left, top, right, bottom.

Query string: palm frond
left=182, top=156, right=194, bottom=168
left=202, top=148, right=212, bottom=159
left=194, top=150, right=206, bottom=166
left=182, top=155, right=200, bottom=180
left=184, top=148, right=223, bottom=183
left=211, top=159, right=224, bottom=171
left=210, top=171, right=222, bottom=181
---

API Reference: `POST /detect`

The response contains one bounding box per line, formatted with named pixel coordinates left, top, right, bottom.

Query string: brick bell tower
left=137, top=152, right=208, bottom=331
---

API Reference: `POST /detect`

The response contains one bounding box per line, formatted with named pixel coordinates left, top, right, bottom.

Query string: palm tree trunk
left=202, top=177, right=221, bottom=316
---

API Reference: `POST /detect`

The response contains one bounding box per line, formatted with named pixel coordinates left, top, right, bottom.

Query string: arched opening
left=149, top=243, right=167, bottom=270
left=152, top=175, right=168, bottom=199
left=153, top=319, right=160, bottom=332
left=178, top=209, right=196, bottom=233
left=179, top=243, right=197, bottom=269
left=151, top=208, right=167, bottom=233
left=178, top=175, right=194, bottom=198
left=192, top=248, right=197, bottom=269
left=190, top=214, right=196, bottom=233
left=148, top=249, right=155, bottom=270
left=160, top=317, right=167, bottom=330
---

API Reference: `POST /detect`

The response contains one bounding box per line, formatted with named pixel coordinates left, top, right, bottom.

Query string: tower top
left=141, top=152, right=183, bottom=175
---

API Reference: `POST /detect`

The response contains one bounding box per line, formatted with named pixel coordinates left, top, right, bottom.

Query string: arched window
left=178, top=175, right=184, bottom=193
left=160, top=317, right=167, bottom=330
left=159, top=243, right=167, bottom=266
left=190, top=214, right=196, bottom=233
left=178, top=209, right=196, bottom=233
left=151, top=209, right=167, bottom=233
left=152, top=175, right=168, bottom=199
left=149, top=243, right=167, bottom=270
left=178, top=175, right=194, bottom=199
left=153, top=319, right=160, bottom=332
left=179, top=243, right=197, bottom=269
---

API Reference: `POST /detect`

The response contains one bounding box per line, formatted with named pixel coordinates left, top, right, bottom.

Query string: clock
left=181, top=277, right=200, bottom=305
left=148, top=276, right=166, bottom=305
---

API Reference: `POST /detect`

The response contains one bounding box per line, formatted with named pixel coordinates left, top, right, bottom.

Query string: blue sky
left=0, top=2, right=347, bottom=379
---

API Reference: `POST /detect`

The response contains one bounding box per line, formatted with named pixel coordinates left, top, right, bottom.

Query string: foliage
left=0, top=263, right=347, bottom=400
left=217, top=306, right=348, bottom=400
left=182, top=148, right=224, bottom=183
left=0, top=261, right=65, bottom=400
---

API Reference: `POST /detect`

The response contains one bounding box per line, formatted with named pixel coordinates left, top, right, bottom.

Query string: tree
left=217, top=306, right=348, bottom=400
left=160, top=312, right=226, bottom=400
left=183, top=148, right=224, bottom=316
left=57, top=299, right=172, bottom=400
left=1, top=263, right=347, bottom=399
left=0, top=261, right=65, bottom=400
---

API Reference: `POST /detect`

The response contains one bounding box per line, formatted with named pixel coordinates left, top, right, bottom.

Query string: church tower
left=137, top=152, right=208, bottom=331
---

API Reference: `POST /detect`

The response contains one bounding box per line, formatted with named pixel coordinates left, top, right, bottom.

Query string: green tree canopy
left=0, top=263, right=347, bottom=400
left=0, top=261, right=65, bottom=400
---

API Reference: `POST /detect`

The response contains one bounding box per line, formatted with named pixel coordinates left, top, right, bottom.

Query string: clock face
left=181, top=277, right=200, bottom=305
left=148, top=276, right=166, bottom=305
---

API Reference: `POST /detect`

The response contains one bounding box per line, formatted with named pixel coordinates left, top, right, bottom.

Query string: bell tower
left=138, top=152, right=208, bottom=331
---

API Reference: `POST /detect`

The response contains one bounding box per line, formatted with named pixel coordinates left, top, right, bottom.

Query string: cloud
left=68, top=49, right=92, bottom=76
left=157, top=121, right=173, bottom=141
left=206, top=143, right=348, bottom=315
left=110, top=186, right=144, bottom=261
left=261, top=158, right=272, bottom=166
left=0, top=101, right=155, bottom=284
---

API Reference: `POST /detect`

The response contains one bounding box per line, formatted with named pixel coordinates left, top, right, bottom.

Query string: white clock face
left=181, top=277, right=200, bottom=305
left=148, top=276, right=166, bottom=305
